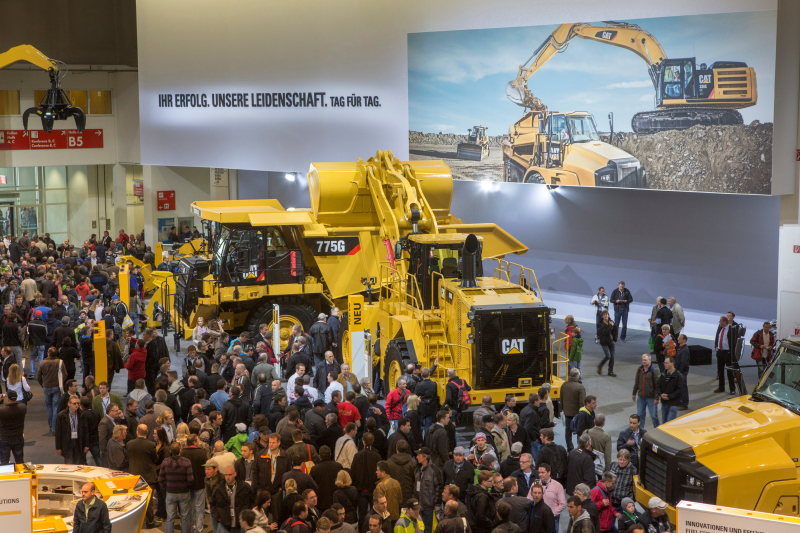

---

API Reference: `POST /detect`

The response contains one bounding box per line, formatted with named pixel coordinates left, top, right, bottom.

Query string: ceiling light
left=285, top=173, right=295, bottom=181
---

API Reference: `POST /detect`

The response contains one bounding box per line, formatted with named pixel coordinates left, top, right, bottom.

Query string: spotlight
left=285, top=173, right=295, bottom=181
left=286, top=207, right=296, bottom=211
left=546, top=184, right=559, bottom=191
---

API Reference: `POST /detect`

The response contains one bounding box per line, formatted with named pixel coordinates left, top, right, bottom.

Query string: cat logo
left=699, top=75, right=712, bottom=84
left=652, top=444, right=659, bottom=454
left=502, top=338, right=525, bottom=354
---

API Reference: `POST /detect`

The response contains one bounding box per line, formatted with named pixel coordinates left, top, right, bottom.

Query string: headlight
left=549, top=308, right=557, bottom=315
left=467, top=311, right=475, bottom=320
left=685, top=474, right=703, bottom=488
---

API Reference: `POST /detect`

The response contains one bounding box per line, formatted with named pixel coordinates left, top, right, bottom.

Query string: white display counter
left=0, top=464, right=151, bottom=533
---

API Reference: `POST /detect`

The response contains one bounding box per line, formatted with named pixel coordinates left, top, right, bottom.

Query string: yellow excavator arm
left=0, top=44, right=60, bottom=71
left=0, top=44, right=86, bottom=132
left=507, top=21, right=667, bottom=110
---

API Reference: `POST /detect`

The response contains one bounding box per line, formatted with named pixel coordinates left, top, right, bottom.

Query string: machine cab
left=406, top=234, right=483, bottom=309
left=658, top=58, right=697, bottom=105
left=210, top=224, right=304, bottom=285
left=468, top=126, right=487, bottom=143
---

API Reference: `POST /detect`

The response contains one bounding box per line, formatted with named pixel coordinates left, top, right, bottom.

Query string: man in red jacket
left=385, top=378, right=409, bottom=433
left=590, top=472, right=617, bottom=533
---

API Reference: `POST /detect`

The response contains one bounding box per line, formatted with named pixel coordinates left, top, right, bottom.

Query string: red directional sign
left=0, top=129, right=104, bottom=150
left=0, top=130, right=31, bottom=150
left=29, top=130, right=69, bottom=150
left=157, top=190, right=176, bottom=211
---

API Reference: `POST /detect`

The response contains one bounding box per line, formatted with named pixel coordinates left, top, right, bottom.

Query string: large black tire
left=524, top=171, right=545, bottom=184
left=383, top=338, right=410, bottom=392
left=245, top=296, right=318, bottom=352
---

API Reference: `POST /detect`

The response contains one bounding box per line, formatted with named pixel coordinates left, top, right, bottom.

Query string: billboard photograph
left=408, top=11, right=776, bottom=194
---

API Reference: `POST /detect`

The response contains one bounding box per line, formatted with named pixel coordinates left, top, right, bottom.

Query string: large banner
left=409, top=11, right=776, bottom=194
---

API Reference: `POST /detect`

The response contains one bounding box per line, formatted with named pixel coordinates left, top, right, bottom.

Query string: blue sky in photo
left=408, top=11, right=776, bottom=134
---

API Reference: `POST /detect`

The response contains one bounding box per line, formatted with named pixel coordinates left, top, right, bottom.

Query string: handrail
left=493, top=258, right=542, bottom=298
left=551, top=332, right=570, bottom=382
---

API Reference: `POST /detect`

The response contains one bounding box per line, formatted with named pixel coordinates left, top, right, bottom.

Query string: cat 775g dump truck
left=175, top=150, right=564, bottom=406
left=635, top=335, right=800, bottom=522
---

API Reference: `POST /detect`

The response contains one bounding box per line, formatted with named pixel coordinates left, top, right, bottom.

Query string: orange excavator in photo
left=506, top=21, right=757, bottom=133
left=0, top=44, right=87, bottom=132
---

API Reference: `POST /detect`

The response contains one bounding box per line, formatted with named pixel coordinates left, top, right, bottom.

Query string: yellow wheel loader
left=457, top=126, right=490, bottom=161
left=502, top=110, right=646, bottom=187
left=177, top=150, right=567, bottom=408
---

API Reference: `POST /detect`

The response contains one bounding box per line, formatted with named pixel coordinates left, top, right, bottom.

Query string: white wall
left=142, top=165, right=211, bottom=245
left=65, top=164, right=116, bottom=243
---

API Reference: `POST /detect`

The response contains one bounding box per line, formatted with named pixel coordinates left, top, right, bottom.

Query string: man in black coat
left=0, top=390, right=27, bottom=464
left=309, top=446, right=344, bottom=512
left=529, top=483, right=556, bottom=533
left=314, top=352, right=340, bottom=393
left=351, top=433, right=381, bottom=519
left=252, top=433, right=292, bottom=495
left=616, top=415, right=646, bottom=470
left=565, top=434, right=597, bottom=495
left=210, top=466, right=254, bottom=532
left=127, top=424, right=159, bottom=528
left=442, top=447, right=473, bottom=501
left=466, top=471, right=496, bottom=533
left=221, top=385, right=253, bottom=443
left=424, top=410, right=450, bottom=468
left=143, top=328, right=166, bottom=395
left=518, top=393, right=542, bottom=446
left=317, top=413, right=344, bottom=454
left=308, top=314, right=334, bottom=367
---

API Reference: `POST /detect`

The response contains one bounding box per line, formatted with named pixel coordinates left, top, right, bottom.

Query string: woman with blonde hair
left=405, top=394, right=423, bottom=447
left=192, top=316, right=208, bottom=344
left=333, top=470, right=359, bottom=526
left=280, top=478, right=302, bottom=524
left=156, top=410, right=175, bottom=443
left=5, top=363, right=31, bottom=404
left=174, top=422, right=190, bottom=448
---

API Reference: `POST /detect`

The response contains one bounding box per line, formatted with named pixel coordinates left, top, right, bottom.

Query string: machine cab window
left=407, top=235, right=483, bottom=309
left=660, top=58, right=697, bottom=101
left=212, top=225, right=296, bottom=285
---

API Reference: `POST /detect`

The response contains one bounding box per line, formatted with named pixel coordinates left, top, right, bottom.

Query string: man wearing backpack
left=445, top=369, right=471, bottom=424
left=308, top=313, right=333, bottom=368
left=655, top=356, right=686, bottom=423
left=281, top=501, right=312, bottom=533
left=535, top=428, right=568, bottom=488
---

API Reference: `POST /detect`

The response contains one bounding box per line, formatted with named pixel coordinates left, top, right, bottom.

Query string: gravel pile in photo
left=602, top=122, right=773, bottom=194
left=409, top=131, right=508, bottom=147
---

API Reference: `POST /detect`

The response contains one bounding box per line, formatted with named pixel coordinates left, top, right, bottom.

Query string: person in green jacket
left=225, top=422, right=250, bottom=458
left=394, top=498, right=424, bottom=533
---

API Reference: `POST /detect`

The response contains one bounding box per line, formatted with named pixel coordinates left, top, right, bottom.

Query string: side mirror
left=394, top=242, right=402, bottom=260
left=538, top=121, right=545, bottom=133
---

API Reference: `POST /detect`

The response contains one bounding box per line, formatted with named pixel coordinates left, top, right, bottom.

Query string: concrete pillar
left=142, top=165, right=156, bottom=247
left=112, top=164, right=127, bottom=236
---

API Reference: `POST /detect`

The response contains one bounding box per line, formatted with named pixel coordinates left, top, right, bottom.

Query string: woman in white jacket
left=192, top=316, right=208, bottom=344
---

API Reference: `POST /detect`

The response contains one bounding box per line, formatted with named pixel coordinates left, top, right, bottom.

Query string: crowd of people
left=0, top=237, right=774, bottom=533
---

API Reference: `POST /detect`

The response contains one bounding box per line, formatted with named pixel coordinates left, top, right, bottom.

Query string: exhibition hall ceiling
left=136, top=0, right=778, bottom=196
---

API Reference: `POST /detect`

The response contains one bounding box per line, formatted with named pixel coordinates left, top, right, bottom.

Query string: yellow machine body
left=634, top=338, right=800, bottom=523
left=178, top=150, right=562, bottom=407
left=503, top=111, right=646, bottom=187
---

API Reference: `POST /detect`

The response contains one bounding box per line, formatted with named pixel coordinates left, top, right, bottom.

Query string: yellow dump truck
left=176, top=150, right=564, bottom=405
left=635, top=335, right=800, bottom=522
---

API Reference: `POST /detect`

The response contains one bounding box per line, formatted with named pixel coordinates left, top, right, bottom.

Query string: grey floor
left=19, top=319, right=754, bottom=531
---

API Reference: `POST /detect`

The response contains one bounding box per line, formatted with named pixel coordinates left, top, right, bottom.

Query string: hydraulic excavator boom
left=507, top=21, right=756, bottom=133
left=0, top=44, right=87, bottom=132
